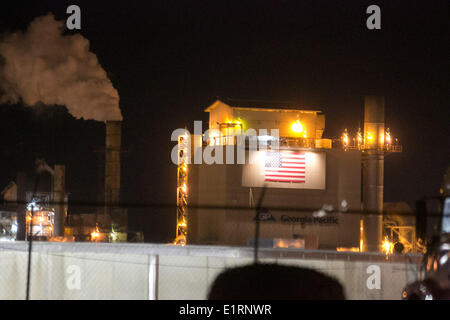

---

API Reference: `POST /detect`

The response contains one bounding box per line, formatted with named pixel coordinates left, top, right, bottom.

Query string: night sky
left=0, top=1, right=449, bottom=242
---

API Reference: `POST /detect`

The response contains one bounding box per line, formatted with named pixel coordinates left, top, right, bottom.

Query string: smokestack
left=16, top=172, right=27, bottom=240
left=361, top=96, right=385, bottom=252
left=105, top=121, right=123, bottom=229
left=53, top=165, right=65, bottom=237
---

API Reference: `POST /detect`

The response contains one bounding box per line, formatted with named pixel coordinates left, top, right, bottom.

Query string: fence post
left=148, top=254, right=159, bottom=300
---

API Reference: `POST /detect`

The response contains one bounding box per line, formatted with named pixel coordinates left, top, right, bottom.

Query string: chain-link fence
left=0, top=231, right=422, bottom=300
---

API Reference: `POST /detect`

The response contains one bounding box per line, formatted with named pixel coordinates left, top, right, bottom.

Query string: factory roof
left=205, top=98, right=322, bottom=114
left=1, top=181, right=16, bottom=202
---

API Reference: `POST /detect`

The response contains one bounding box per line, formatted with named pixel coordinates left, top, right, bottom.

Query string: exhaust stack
left=16, top=172, right=27, bottom=240
left=53, top=165, right=66, bottom=237
left=361, top=96, right=385, bottom=252
left=104, top=121, right=125, bottom=231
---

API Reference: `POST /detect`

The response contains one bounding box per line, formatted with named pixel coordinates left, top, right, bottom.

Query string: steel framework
left=175, top=135, right=189, bottom=245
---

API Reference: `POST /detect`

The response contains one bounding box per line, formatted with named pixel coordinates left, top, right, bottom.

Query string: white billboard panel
left=242, top=150, right=326, bottom=190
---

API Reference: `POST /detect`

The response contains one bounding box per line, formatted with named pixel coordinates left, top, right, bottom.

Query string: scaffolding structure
left=25, top=192, right=54, bottom=241
left=338, top=128, right=402, bottom=153
left=385, top=225, right=419, bottom=253
left=175, top=135, right=189, bottom=245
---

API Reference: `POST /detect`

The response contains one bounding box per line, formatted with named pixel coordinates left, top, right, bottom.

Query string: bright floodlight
left=291, top=120, right=303, bottom=133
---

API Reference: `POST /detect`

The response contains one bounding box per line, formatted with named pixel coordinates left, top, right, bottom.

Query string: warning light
left=357, top=128, right=363, bottom=149
left=342, top=128, right=349, bottom=151
left=291, top=120, right=304, bottom=133
left=385, top=128, right=391, bottom=151
left=382, top=237, right=394, bottom=255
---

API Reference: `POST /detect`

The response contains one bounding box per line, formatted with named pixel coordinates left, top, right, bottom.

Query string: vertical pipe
left=105, top=121, right=122, bottom=229
left=362, top=96, right=385, bottom=252
left=16, top=172, right=27, bottom=241
left=53, top=165, right=65, bottom=237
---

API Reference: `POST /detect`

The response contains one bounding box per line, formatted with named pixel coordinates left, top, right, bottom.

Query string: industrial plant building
left=0, top=121, right=131, bottom=243
left=175, top=96, right=402, bottom=252
left=1, top=96, right=405, bottom=252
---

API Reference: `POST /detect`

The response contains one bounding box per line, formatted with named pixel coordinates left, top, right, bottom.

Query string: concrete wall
left=0, top=242, right=420, bottom=300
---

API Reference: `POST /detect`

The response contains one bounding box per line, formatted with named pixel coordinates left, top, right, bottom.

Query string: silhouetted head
left=208, top=263, right=345, bottom=300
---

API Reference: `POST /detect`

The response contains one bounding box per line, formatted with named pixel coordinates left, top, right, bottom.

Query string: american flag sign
left=264, top=151, right=306, bottom=183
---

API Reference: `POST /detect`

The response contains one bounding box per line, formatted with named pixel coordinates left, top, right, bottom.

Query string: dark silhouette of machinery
left=402, top=167, right=450, bottom=300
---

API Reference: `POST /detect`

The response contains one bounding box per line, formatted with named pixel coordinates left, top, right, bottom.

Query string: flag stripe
left=281, top=162, right=304, bottom=164
left=265, top=170, right=305, bottom=174
left=266, top=176, right=305, bottom=179
left=266, top=172, right=305, bottom=176
left=266, top=179, right=305, bottom=182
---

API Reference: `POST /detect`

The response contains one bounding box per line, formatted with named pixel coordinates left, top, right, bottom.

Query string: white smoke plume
left=0, top=13, right=122, bottom=121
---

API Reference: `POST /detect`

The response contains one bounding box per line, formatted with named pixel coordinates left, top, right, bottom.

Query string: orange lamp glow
left=291, top=120, right=304, bottom=133
left=382, top=237, right=393, bottom=255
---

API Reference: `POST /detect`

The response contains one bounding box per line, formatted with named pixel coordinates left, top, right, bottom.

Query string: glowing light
left=174, top=235, right=186, bottom=246
left=384, top=128, right=392, bottom=151
left=343, top=135, right=349, bottom=144
left=357, top=128, right=363, bottom=149
left=382, top=237, right=394, bottom=255
left=26, top=201, right=38, bottom=211
left=439, top=254, right=448, bottom=266
left=366, top=132, right=374, bottom=146
left=342, top=128, right=349, bottom=151
left=291, top=120, right=304, bottom=133
left=336, top=247, right=360, bottom=252
left=360, top=219, right=364, bottom=252
left=223, top=118, right=243, bottom=127
left=181, top=184, right=187, bottom=193
left=91, top=223, right=100, bottom=241
left=385, top=128, right=391, bottom=144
